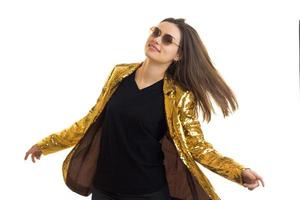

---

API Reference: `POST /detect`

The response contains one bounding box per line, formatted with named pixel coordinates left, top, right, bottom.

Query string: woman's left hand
left=241, top=168, right=265, bottom=190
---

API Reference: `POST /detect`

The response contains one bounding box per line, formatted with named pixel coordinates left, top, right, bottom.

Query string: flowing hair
left=162, top=17, right=239, bottom=123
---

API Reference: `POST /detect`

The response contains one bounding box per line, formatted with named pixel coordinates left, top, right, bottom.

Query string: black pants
left=91, top=184, right=171, bottom=200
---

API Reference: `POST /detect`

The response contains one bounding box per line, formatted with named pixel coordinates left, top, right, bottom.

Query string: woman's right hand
left=24, top=144, right=42, bottom=163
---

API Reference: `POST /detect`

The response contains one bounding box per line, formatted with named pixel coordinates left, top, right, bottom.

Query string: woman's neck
left=136, top=58, right=169, bottom=84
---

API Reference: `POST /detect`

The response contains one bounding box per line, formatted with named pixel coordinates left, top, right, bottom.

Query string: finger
left=244, top=181, right=259, bottom=190
left=31, top=154, right=35, bottom=163
left=251, top=182, right=259, bottom=190
left=252, top=170, right=264, bottom=181
left=243, top=183, right=251, bottom=189
left=251, top=171, right=265, bottom=187
left=243, top=183, right=251, bottom=188
left=33, top=152, right=40, bottom=161
left=24, top=152, right=28, bottom=160
left=247, top=183, right=258, bottom=190
left=257, top=177, right=265, bottom=187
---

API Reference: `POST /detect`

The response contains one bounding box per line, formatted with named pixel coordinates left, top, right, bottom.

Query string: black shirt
left=92, top=69, right=168, bottom=195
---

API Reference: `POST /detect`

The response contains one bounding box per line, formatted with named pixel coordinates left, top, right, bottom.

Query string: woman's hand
left=24, top=144, right=42, bottom=163
left=241, top=168, right=265, bottom=190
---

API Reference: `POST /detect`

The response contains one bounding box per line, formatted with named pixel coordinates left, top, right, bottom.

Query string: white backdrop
left=1, top=0, right=299, bottom=199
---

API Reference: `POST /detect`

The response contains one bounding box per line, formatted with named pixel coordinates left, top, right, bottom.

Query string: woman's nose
left=152, top=36, right=162, bottom=45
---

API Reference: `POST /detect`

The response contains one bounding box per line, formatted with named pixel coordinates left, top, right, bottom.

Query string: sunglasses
left=149, top=26, right=180, bottom=47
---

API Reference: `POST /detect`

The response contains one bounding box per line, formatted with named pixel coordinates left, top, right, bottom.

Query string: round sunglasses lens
left=152, top=27, right=160, bottom=37
left=162, top=35, right=173, bottom=45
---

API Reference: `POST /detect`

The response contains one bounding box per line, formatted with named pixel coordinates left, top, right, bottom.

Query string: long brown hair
left=162, top=17, right=239, bottom=123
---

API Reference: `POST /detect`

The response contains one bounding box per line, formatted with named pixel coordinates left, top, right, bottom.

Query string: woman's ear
left=175, top=51, right=182, bottom=61
left=174, top=56, right=181, bottom=62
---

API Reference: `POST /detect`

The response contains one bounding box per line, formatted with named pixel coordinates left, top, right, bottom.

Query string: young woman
left=25, top=17, right=264, bottom=200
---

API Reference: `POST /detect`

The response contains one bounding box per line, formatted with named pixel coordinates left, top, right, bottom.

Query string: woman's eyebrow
left=159, top=27, right=178, bottom=41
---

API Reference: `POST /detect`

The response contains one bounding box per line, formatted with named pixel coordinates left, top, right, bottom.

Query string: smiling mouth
left=148, top=44, right=160, bottom=52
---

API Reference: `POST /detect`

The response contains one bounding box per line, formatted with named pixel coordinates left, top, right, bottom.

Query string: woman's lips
left=148, top=44, right=160, bottom=52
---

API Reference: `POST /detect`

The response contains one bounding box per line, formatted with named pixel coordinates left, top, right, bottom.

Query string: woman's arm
left=178, top=90, right=246, bottom=185
left=35, top=66, right=116, bottom=156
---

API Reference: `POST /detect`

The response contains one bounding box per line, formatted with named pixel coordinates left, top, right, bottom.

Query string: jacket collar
left=113, top=62, right=176, bottom=96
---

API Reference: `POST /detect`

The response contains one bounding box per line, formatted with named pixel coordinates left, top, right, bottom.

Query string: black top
left=92, top=69, right=168, bottom=195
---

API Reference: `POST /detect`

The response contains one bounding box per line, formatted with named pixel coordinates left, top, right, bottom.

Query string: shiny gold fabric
left=36, top=62, right=246, bottom=200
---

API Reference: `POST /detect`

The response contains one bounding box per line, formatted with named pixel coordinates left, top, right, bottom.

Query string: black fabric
left=92, top=69, right=168, bottom=195
left=91, top=184, right=171, bottom=200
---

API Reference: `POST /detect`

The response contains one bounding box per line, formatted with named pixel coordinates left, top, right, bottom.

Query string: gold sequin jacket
left=36, top=62, right=246, bottom=200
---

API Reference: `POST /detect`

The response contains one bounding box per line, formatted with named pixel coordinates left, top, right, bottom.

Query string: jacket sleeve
left=179, top=90, right=246, bottom=185
left=35, top=66, right=116, bottom=156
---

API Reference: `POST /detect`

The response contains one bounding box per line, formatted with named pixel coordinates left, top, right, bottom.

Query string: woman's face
left=144, top=21, right=181, bottom=65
